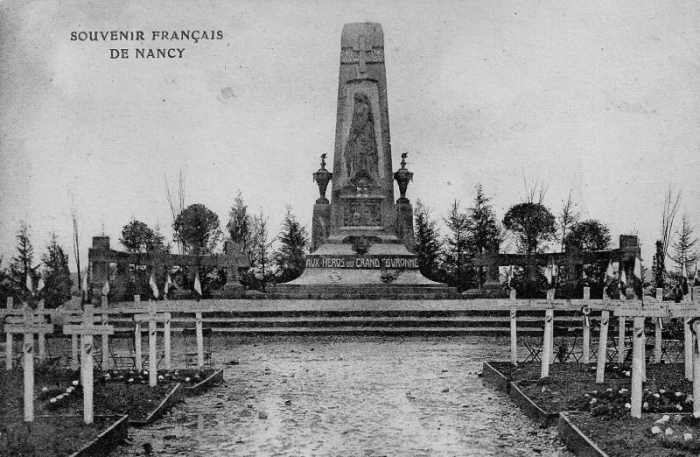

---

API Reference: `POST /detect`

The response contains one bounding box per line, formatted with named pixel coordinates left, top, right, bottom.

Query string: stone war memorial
left=5, top=14, right=700, bottom=457
left=274, top=23, right=453, bottom=299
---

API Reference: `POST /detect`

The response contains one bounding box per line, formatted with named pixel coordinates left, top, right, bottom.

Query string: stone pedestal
left=311, top=203, right=331, bottom=253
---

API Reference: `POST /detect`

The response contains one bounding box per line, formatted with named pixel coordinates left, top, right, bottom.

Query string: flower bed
left=484, top=362, right=700, bottom=456
left=0, top=366, right=219, bottom=456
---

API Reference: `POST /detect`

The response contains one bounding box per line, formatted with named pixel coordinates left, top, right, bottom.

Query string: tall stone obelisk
left=275, top=23, right=450, bottom=298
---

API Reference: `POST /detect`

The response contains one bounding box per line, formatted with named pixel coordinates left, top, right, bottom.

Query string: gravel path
left=110, top=335, right=572, bottom=456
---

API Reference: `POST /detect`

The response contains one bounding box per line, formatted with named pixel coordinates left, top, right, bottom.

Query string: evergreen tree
left=466, top=184, right=500, bottom=288
left=564, top=219, right=611, bottom=295
left=274, top=206, right=309, bottom=283
left=654, top=240, right=665, bottom=288
left=227, top=191, right=252, bottom=254
left=503, top=202, right=556, bottom=296
left=41, top=233, right=73, bottom=308
left=441, top=201, right=473, bottom=291
left=670, top=213, right=698, bottom=275
left=173, top=203, right=223, bottom=255
left=8, top=222, right=40, bottom=302
left=241, top=210, right=274, bottom=291
left=120, top=219, right=168, bottom=254
left=414, top=200, right=442, bottom=281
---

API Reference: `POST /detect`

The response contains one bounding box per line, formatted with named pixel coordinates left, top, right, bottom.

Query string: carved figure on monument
left=344, top=92, right=379, bottom=181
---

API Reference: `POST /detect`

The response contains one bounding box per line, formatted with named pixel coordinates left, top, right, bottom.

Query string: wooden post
left=196, top=312, right=204, bottom=368
left=23, top=332, right=34, bottom=422
left=148, top=315, right=157, bottom=387
left=134, top=295, right=142, bottom=371
left=37, top=300, right=46, bottom=361
left=631, top=317, right=644, bottom=418
left=134, top=321, right=142, bottom=371
left=655, top=318, right=662, bottom=364
left=541, top=309, right=553, bottom=378
left=82, top=332, right=94, bottom=424
left=582, top=307, right=591, bottom=364
left=618, top=316, right=626, bottom=364
left=6, top=297, right=13, bottom=370
left=510, top=306, right=517, bottom=365
left=164, top=314, right=171, bottom=370
left=693, top=320, right=700, bottom=418
left=100, top=295, right=109, bottom=370
left=686, top=317, right=693, bottom=381
left=596, top=311, right=610, bottom=384
left=71, top=334, right=79, bottom=371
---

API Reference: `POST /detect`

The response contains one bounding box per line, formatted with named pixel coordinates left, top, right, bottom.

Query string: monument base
left=270, top=241, right=456, bottom=299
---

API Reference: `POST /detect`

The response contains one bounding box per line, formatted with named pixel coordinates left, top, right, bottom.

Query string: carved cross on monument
left=341, top=34, right=384, bottom=79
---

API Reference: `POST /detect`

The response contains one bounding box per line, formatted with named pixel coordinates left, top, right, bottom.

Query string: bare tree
left=558, top=190, right=579, bottom=252
left=521, top=173, right=549, bottom=204
left=661, top=185, right=682, bottom=263
left=68, top=192, right=82, bottom=295
left=165, top=170, right=186, bottom=254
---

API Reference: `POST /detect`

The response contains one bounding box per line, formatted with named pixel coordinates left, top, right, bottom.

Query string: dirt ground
left=109, top=335, right=572, bottom=456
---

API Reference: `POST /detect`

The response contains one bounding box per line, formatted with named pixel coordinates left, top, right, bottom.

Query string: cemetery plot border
left=483, top=362, right=700, bottom=456
left=129, top=383, right=183, bottom=427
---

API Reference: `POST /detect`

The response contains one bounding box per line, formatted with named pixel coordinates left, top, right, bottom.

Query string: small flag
left=26, top=273, right=33, bottom=294
left=149, top=272, right=159, bottom=299
left=102, top=280, right=110, bottom=296
left=37, top=277, right=45, bottom=292
left=658, top=317, right=663, bottom=331
left=193, top=271, right=202, bottom=300
left=164, top=274, right=173, bottom=296
left=620, top=269, right=627, bottom=287
left=694, top=262, right=699, bottom=286
left=682, top=261, right=688, bottom=280
left=508, top=265, right=513, bottom=287
left=544, top=264, right=553, bottom=285
left=604, top=260, right=614, bottom=285
left=633, top=257, right=642, bottom=279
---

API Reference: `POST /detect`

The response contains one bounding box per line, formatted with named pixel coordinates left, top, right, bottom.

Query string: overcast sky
left=1, top=0, right=699, bottom=272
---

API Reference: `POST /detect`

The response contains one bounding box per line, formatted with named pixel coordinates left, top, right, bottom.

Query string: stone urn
left=393, top=153, right=413, bottom=203
left=313, top=154, right=332, bottom=204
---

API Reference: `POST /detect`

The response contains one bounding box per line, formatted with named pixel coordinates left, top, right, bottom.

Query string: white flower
left=624, top=403, right=631, bottom=409
left=41, top=387, right=48, bottom=392
left=50, top=398, right=57, bottom=403
left=72, top=380, right=79, bottom=386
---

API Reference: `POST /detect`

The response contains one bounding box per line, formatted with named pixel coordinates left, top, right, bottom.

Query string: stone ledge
left=69, top=414, right=129, bottom=457
left=558, top=412, right=610, bottom=457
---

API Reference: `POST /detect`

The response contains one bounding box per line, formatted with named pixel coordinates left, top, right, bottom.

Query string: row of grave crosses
left=506, top=285, right=700, bottom=420
left=2, top=295, right=207, bottom=425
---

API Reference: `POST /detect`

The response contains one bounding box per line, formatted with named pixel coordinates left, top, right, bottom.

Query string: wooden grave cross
left=133, top=301, right=171, bottom=387
left=615, top=302, right=671, bottom=419
left=62, top=305, right=114, bottom=424
left=3, top=297, right=55, bottom=370
left=541, top=289, right=556, bottom=379
left=4, top=306, right=54, bottom=422
left=667, top=299, right=700, bottom=381
left=690, top=319, right=700, bottom=418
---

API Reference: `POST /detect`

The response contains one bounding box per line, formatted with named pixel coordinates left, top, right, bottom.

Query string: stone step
left=168, top=326, right=546, bottom=335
